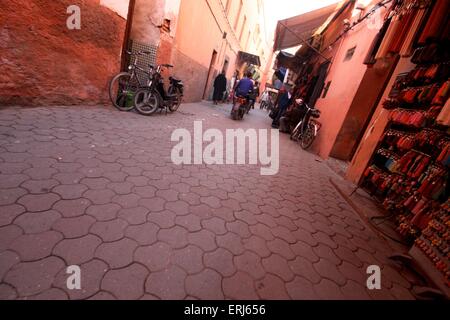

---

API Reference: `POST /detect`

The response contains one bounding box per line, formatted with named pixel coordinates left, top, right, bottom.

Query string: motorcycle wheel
left=168, top=86, right=182, bottom=112
left=300, top=123, right=316, bottom=149
left=134, top=89, right=159, bottom=116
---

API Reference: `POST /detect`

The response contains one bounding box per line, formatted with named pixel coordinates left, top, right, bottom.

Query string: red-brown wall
left=0, top=0, right=126, bottom=106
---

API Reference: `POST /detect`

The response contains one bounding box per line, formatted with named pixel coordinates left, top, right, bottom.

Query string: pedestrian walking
left=213, top=71, right=227, bottom=105
left=249, top=81, right=260, bottom=109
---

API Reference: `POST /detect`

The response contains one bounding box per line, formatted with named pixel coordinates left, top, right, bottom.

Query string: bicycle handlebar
left=126, top=50, right=152, bottom=56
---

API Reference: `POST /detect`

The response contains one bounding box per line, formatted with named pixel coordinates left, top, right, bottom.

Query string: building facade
left=146, top=0, right=274, bottom=102
left=0, top=0, right=127, bottom=106
left=0, top=0, right=272, bottom=106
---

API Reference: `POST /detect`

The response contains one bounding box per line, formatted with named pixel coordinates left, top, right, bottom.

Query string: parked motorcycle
left=290, top=99, right=322, bottom=149
left=134, top=64, right=184, bottom=115
left=231, top=95, right=249, bottom=120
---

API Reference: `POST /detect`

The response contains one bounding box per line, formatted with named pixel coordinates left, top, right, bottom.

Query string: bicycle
left=108, top=50, right=155, bottom=112
left=290, top=100, right=322, bottom=150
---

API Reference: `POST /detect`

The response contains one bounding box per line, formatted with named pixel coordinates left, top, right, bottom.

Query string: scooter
left=134, top=64, right=184, bottom=115
left=231, top=95, right=249, bottom=120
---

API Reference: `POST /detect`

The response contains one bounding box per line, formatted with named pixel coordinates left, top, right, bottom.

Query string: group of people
left=212, top=71, right=306, bottom=133
left=270, top=85, right=306, bottom=134
left=212, top=71, right=260, bottom=110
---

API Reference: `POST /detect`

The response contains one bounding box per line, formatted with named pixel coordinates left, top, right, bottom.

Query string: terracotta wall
left=171, top=0, right=237, bottom=102
left=0, top=0, right=126, bottom=106
left=169, top=0, right=272, bottom=102
left=330, top=56, right=397, bottom=160
left=312, top=7, right=382, bottom=159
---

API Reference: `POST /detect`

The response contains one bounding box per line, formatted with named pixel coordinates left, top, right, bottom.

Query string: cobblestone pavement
left=0, top=102, right=418, bottom=300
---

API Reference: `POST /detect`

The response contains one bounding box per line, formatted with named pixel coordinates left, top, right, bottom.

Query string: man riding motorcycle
left=234, top=72, right=254, bottom=104
left=230, top=72, right=254, bottom=120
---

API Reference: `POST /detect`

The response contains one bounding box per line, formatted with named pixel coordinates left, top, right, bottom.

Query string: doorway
left=223, top=58, right=229, bottom=74
left=308, top=61, right=330, bottom=107
left=203, top=50, right=218, bottom=100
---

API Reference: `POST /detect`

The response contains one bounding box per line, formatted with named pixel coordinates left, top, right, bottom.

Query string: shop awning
left=237, top=51, right=261, bottom=67
left=273, top=2, right=340, bottom=51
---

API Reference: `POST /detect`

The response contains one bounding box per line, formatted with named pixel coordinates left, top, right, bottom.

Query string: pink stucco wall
left=312, top=17, right=381, bottom=159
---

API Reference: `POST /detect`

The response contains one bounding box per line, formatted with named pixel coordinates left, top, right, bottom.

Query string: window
left=234, top=0, right=243, bottom=31
left=239, top=16, right=247, bottom=41
left=344, top=46, right=356, bottom=61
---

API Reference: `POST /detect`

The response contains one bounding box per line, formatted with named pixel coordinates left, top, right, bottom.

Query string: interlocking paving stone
left=255, top=274, right=290, bottom=300
left=17, top=193, right=60, bottom=212
left=117, top=206, right=148, bottom=225
left=188, top=230, right=218, bottom=252
left=53, top=234, right=102, bottom=265
left=0, top=104, right=419, bottom=300
left=134, top=242, right=171, bottom=272
left=313, top=259, right=347, bottom=286
left=222, top=271, right=259, bottom=300
left=266, top=238, right=296, bottom=260
left=4, top=256, right=65, bottom=297
left=0, top=250, right=20, bottom=281
left=185, top=269, right=224, bottom=300
left=287, top=257, right=321, bottom=284
left=286, top=276, right=319, bottom=300
left=86, top=203, right=121, bottom=221
left=175, top=214, right=202, bottom=232
left=158, top=226, right=189, bottom=249
left=49, top=194, right=88, bottom=214
left=313, top=279, right=346, bottom=300
left=54, top=259, right=108, bottom=300
left=171, top=245, right=204, bottom=274
left=10, top=231, right=63, bottom=261
left=90, top=219, right=128, bottom=242
left=52, top=215, right=95, bottom=238
left=95, top=238, right=138, bottom=269
left=0, top=204, right=25, bottom=227
left=0, top=225, right=23, bottom=251
left=290, top=241, right=320, bottom=263
left=14, top=210, right=61, bottom=234
left=234, top=251, right=266, bottom=280
left=101, top=263, right=148, bottom=300
left=22, top=288, right=69, bottom=300
left=145, top=265, right=187, bottom=299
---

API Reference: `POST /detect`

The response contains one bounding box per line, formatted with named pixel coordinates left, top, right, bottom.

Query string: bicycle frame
left=292, top=103, right=321, bottom=138
left=127, top=53, right=154, bottom=88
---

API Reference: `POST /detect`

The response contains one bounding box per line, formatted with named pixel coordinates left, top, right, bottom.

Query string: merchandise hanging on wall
left=361, top=35, right=449, bottom=289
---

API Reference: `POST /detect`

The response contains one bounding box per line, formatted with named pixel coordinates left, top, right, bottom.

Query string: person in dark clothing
left=213, top=71, right=227, bottom=105
left=249, top=81, right=260, bottom=109
left=272, top=85, right=293, bottom=128
left=279, top=98, right=304, bottom=133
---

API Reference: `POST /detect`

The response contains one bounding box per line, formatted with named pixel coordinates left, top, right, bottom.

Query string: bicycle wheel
left=109, top=72, right=139, bottom=111
left=168, top=86, right=182, bottom=112
left=134, top=89, right=159, bottom=116
left=300, top=123, right=316, bottom=150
